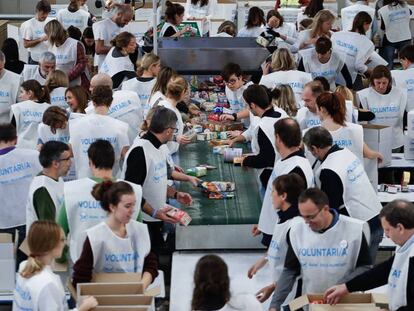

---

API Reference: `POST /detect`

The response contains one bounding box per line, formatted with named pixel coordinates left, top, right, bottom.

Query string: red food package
left=166, top=208, right=192, bottom=226
left=208, top=114, right=220, bottom=121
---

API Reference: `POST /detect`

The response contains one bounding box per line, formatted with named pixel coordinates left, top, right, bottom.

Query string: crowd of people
left=0, top=0, right=414, bottom=310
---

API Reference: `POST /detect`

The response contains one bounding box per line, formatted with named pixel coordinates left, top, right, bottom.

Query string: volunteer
left=296, top=9, right=335, bottom=50
left=38, top=106, right=70, bottom=147
left=45, top=70, right=69, bottom=108
left=302, top=0, right=324, bottom=18
left=0, top=51, right=22, bottom=123
left=269, top=188, right=372, bottom=311
left=331, top=12, right=375, bottom=89
left=157, top=75, right=192, bottom=156
left=219, top=63, right=252, bottom=126
left=99, top=31, right=136, bottom=89
left=44, top=20, right=88, bottom=88
left=13, top=220, right=98, bottom=311
left=303, top=126, right=383, bottom=261
left=2, top=39, right=25, bottom=75
left=21, top=0, right=51, bottom=64
left=93, top=3, right=133, bottom=69
left=185, top=0, right=217, bottom=37
left=296, top=81, right=323, bottom=130
left=357, top=65, right=406, bottom=151
left=0, top=124, right=42, bottom=267
left=121, top=107, right=193, bottom=253
left=148, top=66, right=176, bottom=108
left=69, top=85, right=130, bottom=178
left=378, top=0, right=412, bottom=69
left=59, top=140, right=173, bottom=263
left=11, top=80, right=50, bottom=149
left=341, top=0, right=376, bottom=38
left=57, top=0, right=90, bottom=32
left=121, top=53, right=161, bottom=118
left=274, top=85, right=297, bottom=117
left=160, top=1, right=192, bottom=37
left=249, top=173, right=306, bottom=304
left=316, top=91, right=382, bottom=162
left=237, top=7, right=266, bottom=37
left=214, top=21, right=237, bottom=37
left=66, top=85, right=88, bottom=116
left=392, top=44, right=414, bottom=113
left=260, top=48, right=312, bottom=106
left=263, top=10, right=298, bottom=52
left=88, top=73, right=143, bottom=142
left=258, top=118, right=314, bottom=245
left=22, top=51, right=56, bottom=85
left=26, top=141, right=70, bottom=232
left=298, top=37, right=353, bottom=90
left=192, top=254, right=262, bottom=310
left=72, top=180, right=158, bottom=289
left=325, top=199, right=414, bottom=311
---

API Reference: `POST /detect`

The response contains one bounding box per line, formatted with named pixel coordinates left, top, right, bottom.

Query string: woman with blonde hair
left=121, top=53, right=161, bottom=117
left=45, top=69, right=69, bottom=108
left=275, top=85, right=298, bottom=116
left=44, top=19, right=88, bottom=89
left=13, top=220, right=97, bottom=311
left=260, top=48, right=312, bottom=106
left=296, top=9, right=335, bottom=50
left=148, top=66, right=177, bottom=108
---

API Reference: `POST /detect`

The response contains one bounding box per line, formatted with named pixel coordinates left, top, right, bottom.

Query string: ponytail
left=21, top=80, right=51, bottom=104
left=136, top=53, right=160, bottom=77
left=316, top=91, right=346, bottom=126
left=20, top=256, right=45, bottom=278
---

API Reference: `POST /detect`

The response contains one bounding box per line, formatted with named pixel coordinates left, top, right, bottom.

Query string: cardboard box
left=404, top=135, right=414, bottom=160
left=0, top=233, right=15, bottom=292
left=289, top=293, right=388, bottom=311
left=363, top=124, right=392, bottom=168
left=407, top=110, right=414, bottom=138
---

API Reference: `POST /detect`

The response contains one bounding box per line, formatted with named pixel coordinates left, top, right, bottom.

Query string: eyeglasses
left=301, top=208, right=323, bottom=221
left=168, top=127, right=179, bottom=133
left=58, top=156, right=71, bottom=162
left=224, top=78, right=239, bottom=86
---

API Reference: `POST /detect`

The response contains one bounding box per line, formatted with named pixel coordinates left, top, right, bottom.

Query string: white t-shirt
left=21, top=17, right=52, bottom=62
left=295, top=29, right=333, bottom=50
left=57, top=8, right=89, bottom=32
left=237, top=25, right=265, bottom=37
left=341, top=3, right=375, bottom=38
left=121, top=77, right=157, bottom=118
left=92, top=18, right=122, bottom=69
left=392, top=67, right=414, bottom=112
left=185, top=0, right=217, bottom=35
left=216, top=293, right=262, bottom=310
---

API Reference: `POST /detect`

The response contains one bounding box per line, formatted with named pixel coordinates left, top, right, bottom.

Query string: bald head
left=90, top=73, right=113, bottom=93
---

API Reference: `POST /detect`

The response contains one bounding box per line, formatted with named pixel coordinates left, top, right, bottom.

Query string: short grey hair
left=0, top=51, right=5, bottom=64
left=149, top=106, right=178, bottom=134
left=39, top=51, right=56, bottom=63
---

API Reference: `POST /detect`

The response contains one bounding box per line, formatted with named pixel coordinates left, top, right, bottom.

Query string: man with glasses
left=26, top=141, right=71, bottom=233
left=269, top=188, right=372, bottom=311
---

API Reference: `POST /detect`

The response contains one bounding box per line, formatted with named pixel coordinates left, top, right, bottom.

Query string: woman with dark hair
left=357, top=65, right=407, bottom=151
left=1, top=38, right=25, bottom=74
left=262, top=10, right=297, bottom=52
left=192, top=254, right=261, bottom=310
left=160, top=1, right=192, bottom=37
left=237, top=7, right=266, bottom=37
left=98, top=31, right=137, bottom=89
left=303, top=0, right=324, bottom=18
left=185, top=0, right=217, bottom=36
left=331, top=11, right=375, bottom=89
left=378, top=0, right=412, bottom=69
left=148, top=66, right=177, bottom=107
left=57, top=0, right=89, bottom=32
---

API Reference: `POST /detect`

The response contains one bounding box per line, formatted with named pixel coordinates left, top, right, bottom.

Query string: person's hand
left=375, top=152, right=384, bottom=164
left=255, top=283, right=276, bottom=303
left=176, top=135, right=191, bottom=145
left=227, top=139, right=235, bottom=147
left=261, top=62, right=271, bottom=75
left=78, top=296, right=98, bottom=311
left=181, top=26, right=192, bottom=34
left=306, top=37, right=318, bottom=46
left=174, top=165, right=184, bottom=173
left=248, top=261, right=261, bottom=278
left=156, top=205, right=179, bottom=224
left=228, top=130, right=242, bottom=139
left=251, top=224, right=261, bottom=236
left=177, top=191, right=193, bottom=206
left=187, top=175, right=202, bottom=187
left=41, top=35, right=48, bottom=42
left=324, top=284, right=349, bottom=305
left=219, top=114, right=235, bottom=121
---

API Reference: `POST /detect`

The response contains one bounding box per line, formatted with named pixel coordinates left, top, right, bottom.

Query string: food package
left=212, top=145, right=229, bottom=154
left=166, top=208, right=192, bottom=226
left=186, top=166, right=207, bottom=177
left=209, top=139, right=229, bottom=146
left=201, top=181, right=235, bottom=193
left=208, top=114, right=220, bottom=122
left=206, top=192, right=235, bottom=199
left=223, top=148, right=243, bottom=163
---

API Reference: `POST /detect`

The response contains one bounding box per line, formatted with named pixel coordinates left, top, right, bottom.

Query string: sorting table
left=176, top=141, right=264, bottom=250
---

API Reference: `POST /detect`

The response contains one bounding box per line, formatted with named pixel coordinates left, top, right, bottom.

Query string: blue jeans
left=380, top=39, right=412, bottom=69
left=368, top=216, right=384, bottom=264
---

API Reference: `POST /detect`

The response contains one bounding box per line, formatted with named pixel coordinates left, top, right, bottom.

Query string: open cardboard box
left=289, top=293, right=388, bottom=311
left=0, top=233, right=16, bottom=292
left=362, top=124, right=392, bottom=168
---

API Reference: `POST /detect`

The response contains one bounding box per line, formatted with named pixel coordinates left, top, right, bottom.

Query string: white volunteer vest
left=0, top=70, right=21, bottom=123
left=358, top=86, right=407, bottom=148
left=121, top=138, right=168, bottom=215
left=92, top=18, right=121, bottom=69
left=21, top=17, right=51, bottom=62
left=332, top=31, right=374, bottom=82
left=21, top=65, right=46, bottom=85
left=237, top=26, right=265, bottom=37
left=290, top=215, right=364, bottom=293
left=388, top=236, right=414, bottom=311
left=99, top=47, right=134, bottom=78
left=26, top=175, right=64, bottom=233
left=69, top=114, right=130, bottom=178
left=13, top=263, right=66, bottom=311
left=121, top=78, right=156, bottom=118
left=49, top=37, right=80, bottom=86
left=65, top=178, right=142, bottom=263
left=341, top=4, right=375, bottom=38
left=0, top=148, right=42, bottom=228
left=299, top=48, right=344, bottom=90
left=50, top=87, right=68, bottom=109
left=379, top=4, right=411, bottom=43
left=160, top=22, right=179, bottom=37
left=259, top=155, right=314, bottom=234
left=158, top=99, right=184, bottom=155
left=148, top=91, right=166, bottom=109
left=225, top=82, right=252, bottom=114
left=329, top=122, right=364, bottom=162
left=296, top=107, right=321, bottom=130
left=11, top=100, right=50, bottom=149
left=88, top=221, right=150, bottom=274
left=57, top=8, right=89, bottom=32
left=316, top=148, right=382, bottom=221
left=392, top=68, right=414, bottom=112
left=259, top=70, right=312, bottom=107
left=186, top=3, right=210, bottom=34
left=241, top=112, right=260, bottom=142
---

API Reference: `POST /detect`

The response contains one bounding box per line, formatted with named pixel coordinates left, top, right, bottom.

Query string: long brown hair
left=42, top=106, right=68, bottom=134
left=316, top=91, right=346, bottom=126
left=65, top=86, right=88, bottom=113
left=21, top=80, right=50, bottom=103
left=20, top=221, right=62, bottom=278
